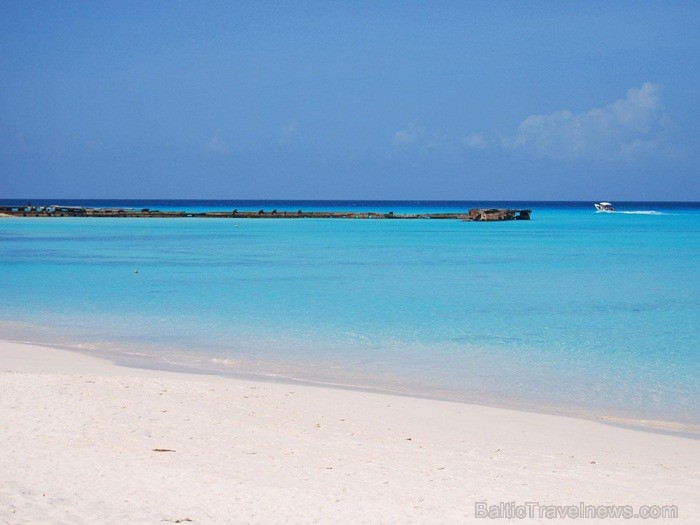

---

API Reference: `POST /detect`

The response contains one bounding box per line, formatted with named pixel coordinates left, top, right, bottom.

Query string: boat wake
left=594, top=202, right=669, bottom=215
left=615, top=210, right=668, bottom=215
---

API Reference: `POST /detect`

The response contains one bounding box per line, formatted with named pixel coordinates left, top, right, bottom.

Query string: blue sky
left=1, top=1, right=699, bottom=200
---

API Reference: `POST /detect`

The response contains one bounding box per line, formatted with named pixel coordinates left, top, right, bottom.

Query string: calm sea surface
left=1, top=200, right=698, bottom=434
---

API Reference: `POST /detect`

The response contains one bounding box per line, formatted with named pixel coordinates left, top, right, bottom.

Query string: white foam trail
left=616, top=210, right=668, bottom=215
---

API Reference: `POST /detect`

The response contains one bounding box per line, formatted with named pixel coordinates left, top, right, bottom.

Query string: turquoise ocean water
left=1, top=200, right=698, bottom=434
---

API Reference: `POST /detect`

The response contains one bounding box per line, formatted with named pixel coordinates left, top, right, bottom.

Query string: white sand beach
left=1, top=340, right=698, bottom=524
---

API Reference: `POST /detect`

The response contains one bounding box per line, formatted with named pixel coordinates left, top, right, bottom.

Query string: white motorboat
left=594, top=202, right=615, bottom=212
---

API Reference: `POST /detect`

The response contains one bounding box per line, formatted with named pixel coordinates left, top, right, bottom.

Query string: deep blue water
left=1, top=200, right=698, bottom=433
left=3, top=198, right=699, bottom=213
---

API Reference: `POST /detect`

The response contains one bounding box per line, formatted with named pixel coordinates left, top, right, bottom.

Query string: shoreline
left=2, top=334, right=698, bottom=440
left=2, top=340, right=699, bottom=523
left=83, top=346, right=700, bottom=441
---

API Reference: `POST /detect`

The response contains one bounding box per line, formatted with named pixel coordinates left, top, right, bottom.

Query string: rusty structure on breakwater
left=0, top=205, right=531, bottom=221
left=465, top=208, right=531, bottom=221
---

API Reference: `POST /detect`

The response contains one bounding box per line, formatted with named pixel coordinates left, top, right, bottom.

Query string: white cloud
left=205, top=132, right=230, bottom=155
left=392, top=83, right=675, bottom=163
left=392, top=123, right=455, bottom=153
left=278, top=121, right=299, bottom=145
left=508, top=82, right=672, bottom=161
left=462, top=132, right=488, bottom=150
left=392, top=122, right=426, bottom=146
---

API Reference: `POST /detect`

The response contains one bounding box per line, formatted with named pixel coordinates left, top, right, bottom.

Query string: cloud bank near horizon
left=507, top=83, right=673, bottom=161
left=394, top=83, right=676, bottom=163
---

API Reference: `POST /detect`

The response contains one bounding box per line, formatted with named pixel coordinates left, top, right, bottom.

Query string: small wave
left=211, top=357, right=237, bottom=366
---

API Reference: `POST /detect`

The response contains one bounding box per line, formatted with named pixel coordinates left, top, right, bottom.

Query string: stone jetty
left=0, top=205, right=531, bottom=221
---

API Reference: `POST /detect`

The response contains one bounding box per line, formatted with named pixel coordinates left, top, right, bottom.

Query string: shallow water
left=1, top=200, right=698, bottom=432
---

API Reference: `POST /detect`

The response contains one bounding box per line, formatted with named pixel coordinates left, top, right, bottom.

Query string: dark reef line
left=1, top=206, right=531, bottom=221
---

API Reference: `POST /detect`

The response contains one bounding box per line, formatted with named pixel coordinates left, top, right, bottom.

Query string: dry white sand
left=1, top=341, right=698, bottom=524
